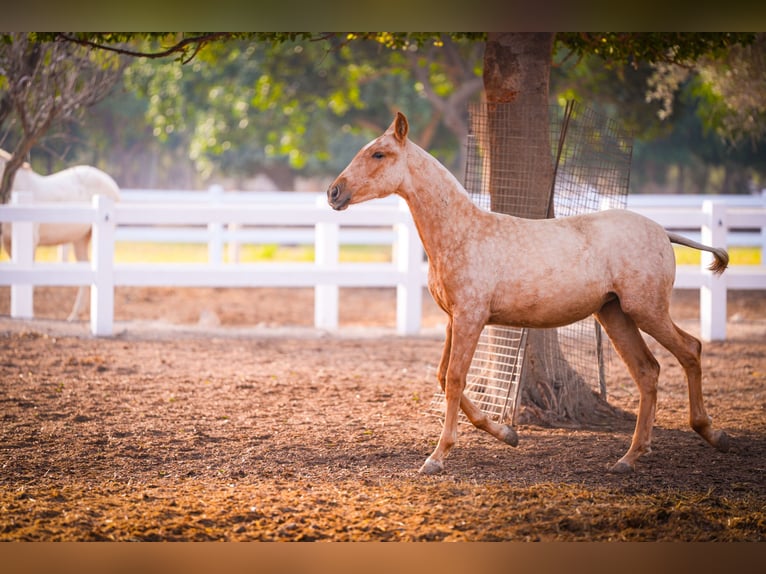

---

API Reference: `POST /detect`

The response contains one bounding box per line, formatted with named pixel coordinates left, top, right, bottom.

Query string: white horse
left=1, top=149, right=121, bottom=321
left=328, top=113, right=730, bottom=475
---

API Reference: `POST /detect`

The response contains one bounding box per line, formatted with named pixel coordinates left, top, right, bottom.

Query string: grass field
left=1, top=242, right=394, bottom=264
left=673, top=245, right=760, bottom=266
left=3, top=243, right=760, bottom=266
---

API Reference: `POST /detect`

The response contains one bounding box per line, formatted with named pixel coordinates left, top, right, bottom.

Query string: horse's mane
left=409, top=140, right=472, bottom=200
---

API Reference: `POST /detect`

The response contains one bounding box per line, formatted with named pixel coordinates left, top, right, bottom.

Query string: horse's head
left=328, top=112, right=410, bottom=211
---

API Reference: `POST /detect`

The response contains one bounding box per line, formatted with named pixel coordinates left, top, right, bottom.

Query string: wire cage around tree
left=427, top=101, right=633, bottom=426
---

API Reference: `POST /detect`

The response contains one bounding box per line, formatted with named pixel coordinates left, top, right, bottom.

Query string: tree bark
left=484, top=33, right=554, bottom=217
left=481, top=33, right=618, bottom=426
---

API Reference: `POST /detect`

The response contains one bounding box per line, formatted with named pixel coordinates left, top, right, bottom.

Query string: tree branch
left=54, top=33, right=237, bottom=62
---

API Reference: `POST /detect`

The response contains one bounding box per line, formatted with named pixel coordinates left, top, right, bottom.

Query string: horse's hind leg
left=595, top=299, right=661, bottom=473
left=634, top=311, right=730, bottom=454
left=67, top=235, right=91, bottom=322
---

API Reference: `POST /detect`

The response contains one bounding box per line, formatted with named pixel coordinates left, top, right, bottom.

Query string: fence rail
left=1, top=189, right=765, bottom=340
left=113, top=189, right=766, bottom=253
left=0, top=192, right=425, bottom=336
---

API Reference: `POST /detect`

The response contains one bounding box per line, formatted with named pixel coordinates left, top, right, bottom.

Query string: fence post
left=208, top=184, right=224, bottom=265
left=227, top=222, right=241, bottom=263
left=9, top=192, right=34, bottom=319
left=761, top=190, right=766, bottom=257
left=700, top=200, right=727, bottom=341
left=90, top=195, right=116, bottom=336
left=395, top=198, right=422, bottom=335
left=314, top=197, right=339, bottom=330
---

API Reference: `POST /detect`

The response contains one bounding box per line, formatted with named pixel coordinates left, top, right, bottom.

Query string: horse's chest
left=427, top=270, right=451, bottom=312
left=427, top=257, right=490, bottom=314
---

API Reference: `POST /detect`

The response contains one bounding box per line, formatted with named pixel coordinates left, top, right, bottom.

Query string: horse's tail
left=667, top=231, right=729, bottom=275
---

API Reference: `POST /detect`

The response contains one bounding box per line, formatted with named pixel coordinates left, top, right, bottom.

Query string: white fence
left=1, top=189, right=765, bottom=340
left=0, top=191, right=425, bottom=336
left=114, top=187, right=403, bottom=262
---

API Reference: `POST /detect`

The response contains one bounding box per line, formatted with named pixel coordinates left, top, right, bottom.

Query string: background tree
left=48, top=33, right=482, bottom=189
left=0, top=33, right=122, bottom=203
left=550, top=32, right=766, bottom=195
left=47, top=32, right=762, bottom=194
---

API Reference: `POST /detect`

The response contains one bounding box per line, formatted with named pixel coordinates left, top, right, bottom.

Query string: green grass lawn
left=1, top=242, right=760, bottom=265
left=673, top=245, right=760, bottom=266
left=1, top=242, right=394, bottom=264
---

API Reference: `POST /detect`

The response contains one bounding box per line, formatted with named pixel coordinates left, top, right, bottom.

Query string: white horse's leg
left=67, top=235, right=91, bottom=322
left=1, top=223, right=10, bottom=257
left=420, top=317, right=486, bottom=475
left=633, top=311, right=730, bottom=454
left=595, top=299, right=661, bottom=473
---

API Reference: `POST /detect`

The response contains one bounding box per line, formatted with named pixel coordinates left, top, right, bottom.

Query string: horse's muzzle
left=327, top=182, right=350, bottom=211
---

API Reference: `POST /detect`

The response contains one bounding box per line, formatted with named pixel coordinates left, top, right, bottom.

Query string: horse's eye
left=372, top=151, right=385, bottom=160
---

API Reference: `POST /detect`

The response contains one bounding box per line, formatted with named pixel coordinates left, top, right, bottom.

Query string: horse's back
left=34, top=165, right=121, bottom=202
left=503, top=208, right=676, bottom=298
left=41, top=165, right=120, bottom=201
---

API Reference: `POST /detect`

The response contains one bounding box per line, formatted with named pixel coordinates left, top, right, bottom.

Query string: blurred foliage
left=551, top=32, right=766, bottom=194
left=555, top=32, right=756, bottom=66
left=3, top=32, right=764, bottom=194
left=69, top=33, right=482, bottom=188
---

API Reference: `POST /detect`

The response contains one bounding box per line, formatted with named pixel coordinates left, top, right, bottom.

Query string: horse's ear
left=393, top=112, right=409, bottom=144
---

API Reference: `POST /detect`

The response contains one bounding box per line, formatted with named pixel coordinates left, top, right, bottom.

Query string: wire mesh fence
left=547, top=102, right=632, bottom=403
left=427, top=100, right=633, bottom=425
left=427, top=326, right=528, bottom=426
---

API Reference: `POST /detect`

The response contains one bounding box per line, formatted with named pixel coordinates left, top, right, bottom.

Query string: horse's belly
left=490, top=301, right=600, bottom=328
left=37, top=223, right=91, bottom=246
left=490, top=281, right=609, bottom=329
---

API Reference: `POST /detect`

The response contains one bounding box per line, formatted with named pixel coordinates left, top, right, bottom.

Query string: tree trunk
left=483, top=33, right=554, bottom=217
left=0, top=156, right=24, bottom=204
left=482, top=33, right=618, bottom=426
left=0, top=138, right=36, bottom=204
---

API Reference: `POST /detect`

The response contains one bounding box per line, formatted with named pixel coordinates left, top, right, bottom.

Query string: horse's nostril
left=330, top=185, right=340, bottom=201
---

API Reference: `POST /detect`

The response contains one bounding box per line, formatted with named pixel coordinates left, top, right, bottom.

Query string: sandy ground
left=0, top=286, right=764, bottom=541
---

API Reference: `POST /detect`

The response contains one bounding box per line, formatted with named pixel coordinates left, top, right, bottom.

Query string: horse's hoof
left=501, top=425, right=519, bottom=447
left=608, top=460, right=634, bottom=474
left=418, top=458, right=444, bottom=475
left=712, top=430, right=730, bottom=453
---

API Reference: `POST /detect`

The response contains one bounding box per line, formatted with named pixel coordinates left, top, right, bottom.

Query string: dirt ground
left=1, top=285, right=765, bottom=541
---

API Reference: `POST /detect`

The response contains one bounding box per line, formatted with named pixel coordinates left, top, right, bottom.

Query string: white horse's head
left=328, top=112, right=410, bottom=211
left=0, top=149, right=10, bottom=172
left=0, top=149, right=34, bottom=178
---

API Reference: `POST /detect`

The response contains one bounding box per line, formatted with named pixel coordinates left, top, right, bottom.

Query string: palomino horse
left=1, top=149, right=121, bottom=321
left=328, top=112, right=730, bottom=475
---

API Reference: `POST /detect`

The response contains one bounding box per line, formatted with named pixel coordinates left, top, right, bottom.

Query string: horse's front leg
left=419, top=317, right=484, bottom=475
left=435, top=319, right=452, bottom=391
left=67, top=236, right=91, bottom=322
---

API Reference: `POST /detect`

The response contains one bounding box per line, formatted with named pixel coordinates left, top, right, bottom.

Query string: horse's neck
left=3, top=165, right=44, bottom=198
left=398, top=142, right=485, bottom=259
left=0, top=154, right=38, bottom=188
left=12, top=168, right=40, bottom=191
